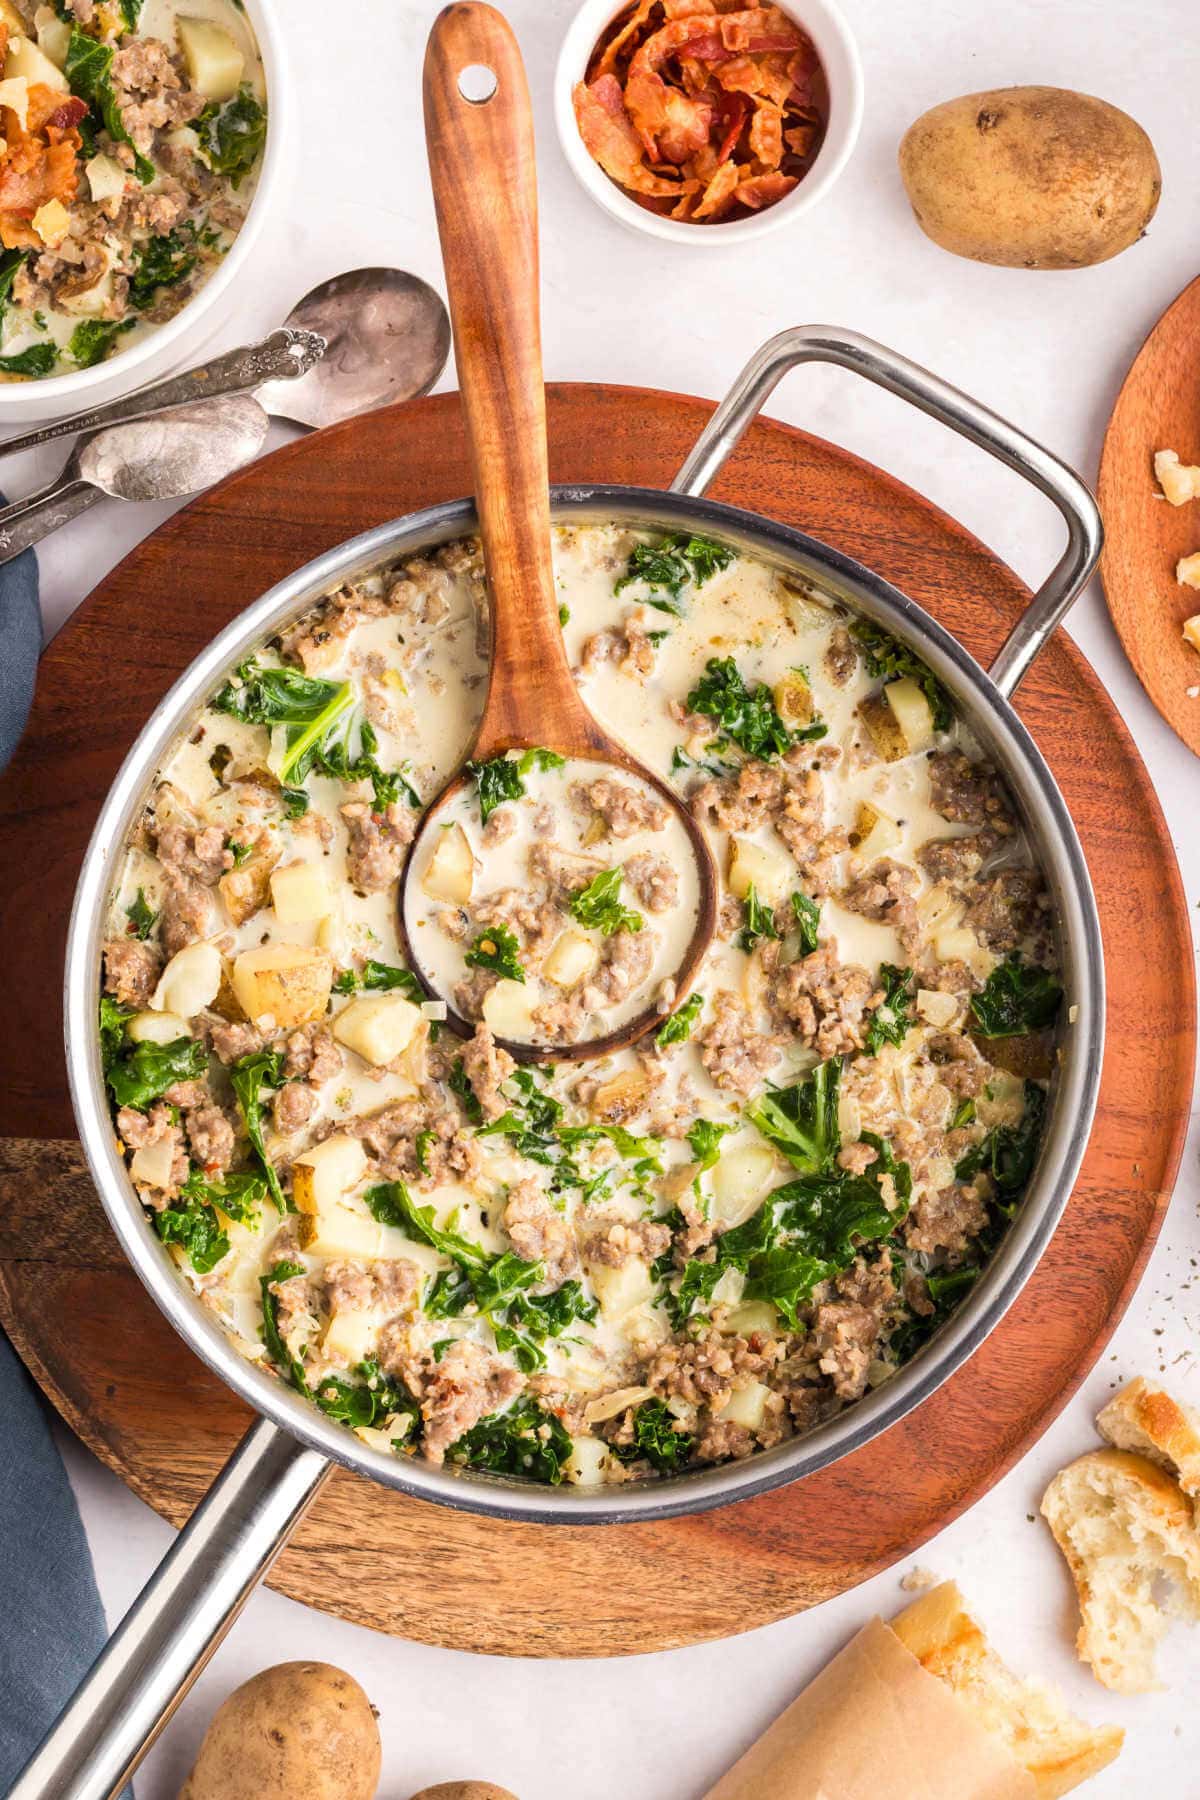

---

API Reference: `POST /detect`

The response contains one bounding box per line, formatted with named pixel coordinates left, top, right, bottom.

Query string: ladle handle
left=424, top=3, right=589, bottom=757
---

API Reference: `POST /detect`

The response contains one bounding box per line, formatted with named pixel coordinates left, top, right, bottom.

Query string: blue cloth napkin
left=0, top=537, right=126, bottom=1789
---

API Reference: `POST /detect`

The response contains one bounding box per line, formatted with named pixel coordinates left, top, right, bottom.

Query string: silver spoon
left=0, top=393, right=269, bottom=565
left=0, top=269, right=451, bottom=460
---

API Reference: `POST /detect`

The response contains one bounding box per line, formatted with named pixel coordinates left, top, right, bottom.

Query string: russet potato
left=231, top=944, right=333, bottom=1028
left=899, top=86, right=1161, bottom=270
left=407, top=1787, right=520, bottom=1800
left=179, top=1662, right=381, bottom=1800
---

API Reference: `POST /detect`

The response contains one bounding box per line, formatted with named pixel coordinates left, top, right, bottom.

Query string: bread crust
left=890, top=1580, right=1123, bottom=1796
left=1097, top=1377, right=1200, bottom=1501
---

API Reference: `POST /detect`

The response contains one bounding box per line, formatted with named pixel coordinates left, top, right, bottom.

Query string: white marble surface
left=31, top=0, right=1200, bottom=1792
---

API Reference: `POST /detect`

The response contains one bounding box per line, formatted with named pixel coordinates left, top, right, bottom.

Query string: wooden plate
left=1099, top=270, right=1200, bottom=757
left=0, top=384, right=1192, bottom=1657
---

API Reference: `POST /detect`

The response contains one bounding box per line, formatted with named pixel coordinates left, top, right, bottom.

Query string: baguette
left=1096, top=1376, right=1200, bottom=1501
left=1041, top=1448, right=1200, bottom=1693
left=891, top=1580, right=1123, bottom=1796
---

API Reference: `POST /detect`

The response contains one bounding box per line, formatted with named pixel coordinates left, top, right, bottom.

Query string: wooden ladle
left=401, top=1, right=717, bottom=1063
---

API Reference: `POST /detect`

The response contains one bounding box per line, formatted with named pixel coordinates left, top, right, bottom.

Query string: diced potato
left=711, top=1144, right=777, bottom=1227
left=1178, top=556, right=1200, bottom=591
left=177, top=15, right=244, bottom=102
left=565, top=1435, right=615, bottom=1487
left=218, top=841, right=281, bottom=927
left=583, top=1385, right=655, bottom=1425
left=915, top=987, right=958, bottom=1028
left=977, top=1029, right=1054, bottom=1081
left=126, top=1009, right=191, bottom=1045
left=1183, top=613, right=1200, bottom=651
left=129, top=1136, right=181, bottom=1191
left=85, top=153, right=125, bottom=203
left=269, top=860, right=330, bottom=925
left=332, top=994, right=422, bottom=1066
left=544, top=928, right=599, bottom=988
left=860, top=676, right=936, bottom=761
left=933, top=926, right=994, bottom=982
left=1155, top=449, right=1200, bottom=507
left=292, top=1133, right=368, bottom=1215
left=31, top=197, right=68, bottom=247
left=4, top=33, right=68, bottom=91
left=315, top=909, right=342, bottom=955
left=717, top=1379, right=772, bottom=1431
left=422, top=821, right=474, bottom=904
left=35, top=14, right=71, bottom=66
left=851, top=802, right=901, bottom=861
left=773, top=669, right=814, bottom=727
left=152, top=941, right=222, bottom=1018
left=885, top=676, right=937, bottom=753
left=723, top=1300, right=779, bottom=1338
left=727, top=835, right=792, bottom=905
left=589, top=1066, right=650, bottom=1123
left=322, top=1307, right=376, bottom=1366
left=481, top=977, right=536, bottom=1041
left=58, top=263, right=117, bottom=318
left=0, top=75, right=27, bottom=126
left=976, top=1072, right=1025, bottom=1129
left=589, top=1259, right=653, bottom=1321
left=298, top=1204, right=381, bottom=1259
left=232, top=944, right=332, bottom=1028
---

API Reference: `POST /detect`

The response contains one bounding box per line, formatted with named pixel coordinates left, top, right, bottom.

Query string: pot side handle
left=8, top=1417, right=332, bottom=1800
left=669, top=326, right=1102, bottom=700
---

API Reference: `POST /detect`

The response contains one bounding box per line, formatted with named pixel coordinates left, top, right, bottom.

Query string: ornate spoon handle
left=0, top=327, right=324, bottom=463
left=0, top=473, right=98, bottom=565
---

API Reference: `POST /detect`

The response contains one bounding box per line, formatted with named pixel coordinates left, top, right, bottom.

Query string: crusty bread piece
left=1041, top=1448, right=1200, bottom=1694
left=1097, top=1377, right=1200, bottom=1501
left=891, top=1580, right=1123, bottom=1796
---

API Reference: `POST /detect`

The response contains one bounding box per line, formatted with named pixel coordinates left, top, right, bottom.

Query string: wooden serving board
left=0, top=386, right=1193, bottom=1658
left=1099, top=270, right=1200, bottom=759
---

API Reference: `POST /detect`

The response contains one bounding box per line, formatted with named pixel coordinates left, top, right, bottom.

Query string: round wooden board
left=1099, top=269, right=1200, bottom=758
left=0, top=385, right=1193, bottom=1658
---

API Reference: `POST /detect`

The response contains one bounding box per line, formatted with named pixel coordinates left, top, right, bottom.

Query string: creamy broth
left=99, top=523, right=1062, bottom=1486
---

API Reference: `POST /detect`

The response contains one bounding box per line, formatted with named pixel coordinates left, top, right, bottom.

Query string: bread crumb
left=900, top=1565, right=939, bottom=1592
left=1155, top=448, right=1200, bottom=506
left=1182, top=612, right=1200, bottom=651
left=1178, top=559, right=1200, bottom=592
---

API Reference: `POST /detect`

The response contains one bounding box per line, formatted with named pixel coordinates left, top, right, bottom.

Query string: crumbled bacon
left=574, top=0, right=826, bottom=225
left=0, top=83, right=86, bottom=249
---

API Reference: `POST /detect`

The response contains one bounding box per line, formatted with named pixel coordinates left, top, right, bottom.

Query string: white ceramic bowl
left=554, top=0, right=863, bottom=246
left=0, top=0, right=286, bottom=423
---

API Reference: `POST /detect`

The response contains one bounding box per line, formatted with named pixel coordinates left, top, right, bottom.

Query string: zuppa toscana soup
left=0, top=0, right=265, bottom=379
left=99, top=524, right=1064, bottom=1486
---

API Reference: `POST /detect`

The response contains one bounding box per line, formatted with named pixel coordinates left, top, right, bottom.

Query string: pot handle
left=8, top=1417, right=332, bottom=1800
left=670, top=326, right=1102, bottom=700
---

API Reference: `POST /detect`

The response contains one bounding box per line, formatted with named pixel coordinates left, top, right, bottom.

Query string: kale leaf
left=448, top=1393, right=573, bottom=1483
left=364, top=1179, right=490, bottom=1269
left=68, top=318, right=135, bottom=369
left=684, top=656, right=825, bottom=761
left=128, top=226, right=201, bottom=310
left=312, top=1357, right=420, bottom=1441
left=746, top=1058, right=841, bottom=1174
left=611, top=1397, right=695, bottom=1472
left=259, top=1259, right=309, bottom=1390
left=737, top=883, right=778, bottom=953
left=467, top=747, right=565, bottom=822
left=864, top=963, right=914, bottom=1056
left=333, top=960, right=424, bottom=1001
left=614, top=532, right=734, bottom=615
left=656, top=990, right=703, bottom=1047
left=790, top=891, right=820, bottom=954
left=448, top=1057, right=484, bottom=1126
left=569, top=867, right=642, bottom=936
left=196, top=83, right=267, bottom=187
left=154, top=1184, right=230, bottom=1274
left=970, top=957, right=1063, bottom=1039
left=0, top=248, right=25, bottom=325
left=105, top=1034, right=207, bottom=1111
left=64, top=27, right=154, bottom=183
left=212, top=661, right=411, bottom=807
left=228, top=1049, right=288, bottom=1213
left=124, top=887, right=158, bottom=941
left=99, top=996, right=134, bottom=1067
left=954, top=1081, right=1047, bottom=1200
left=465, top=925, right=526, bottom=983
left=848, top=617, right=952, bottom=732
left=0, top=344, right=56, bottom=378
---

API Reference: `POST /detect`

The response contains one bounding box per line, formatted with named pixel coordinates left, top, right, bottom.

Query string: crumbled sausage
left=186, top=1103, right=235, bottom=1174
left=420, top=1340, right=524, bottom=1465
left=571, top=776, right=668, bottom=838
left=697, top=992, right=780, bottom=1094
left=458, top=1023, right=515, bottom=1122
left=624, top=851, right=679, bottom=913
left=963, top=868, right=1047, bottom=953
left=341, top=800, right=416, bottom=893
left=840, top=857, right=919, bottom=937
left=581, top=607, right=661, bottom=680
left=103, top=937, right=161, bottom=1006
left=927, top=752, right=1014, bottom=832
left=283, top=1024, right=342, bottom=1087
left=504, top=1179, right=579, bottom=1287
left=770, top=940, right=880, bottom=1060
left=810, top=1255, right=897, bottom=1400
left=581, top=1212, right=671, bottom=1267
left=324, top=1257, right=419, bottom=1316
left=272, top=1082, right=315, bottom=1135
left=824, top=625, right=858, bottom=687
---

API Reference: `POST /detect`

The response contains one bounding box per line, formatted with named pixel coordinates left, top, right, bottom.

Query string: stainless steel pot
left=19, top=326, right=1103, bottom=1800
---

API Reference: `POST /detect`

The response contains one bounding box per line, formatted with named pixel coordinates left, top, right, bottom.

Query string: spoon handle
left=424, top=4, right=596, bottom=759
left=0, top=328, right=323, bottom=464
left=0, top=474, right=99, bottom=566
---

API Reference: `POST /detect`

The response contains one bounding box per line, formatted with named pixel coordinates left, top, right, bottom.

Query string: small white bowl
left=0, top=0, right=286, bottom=423
left=554, top=0, right=863, bottom=246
